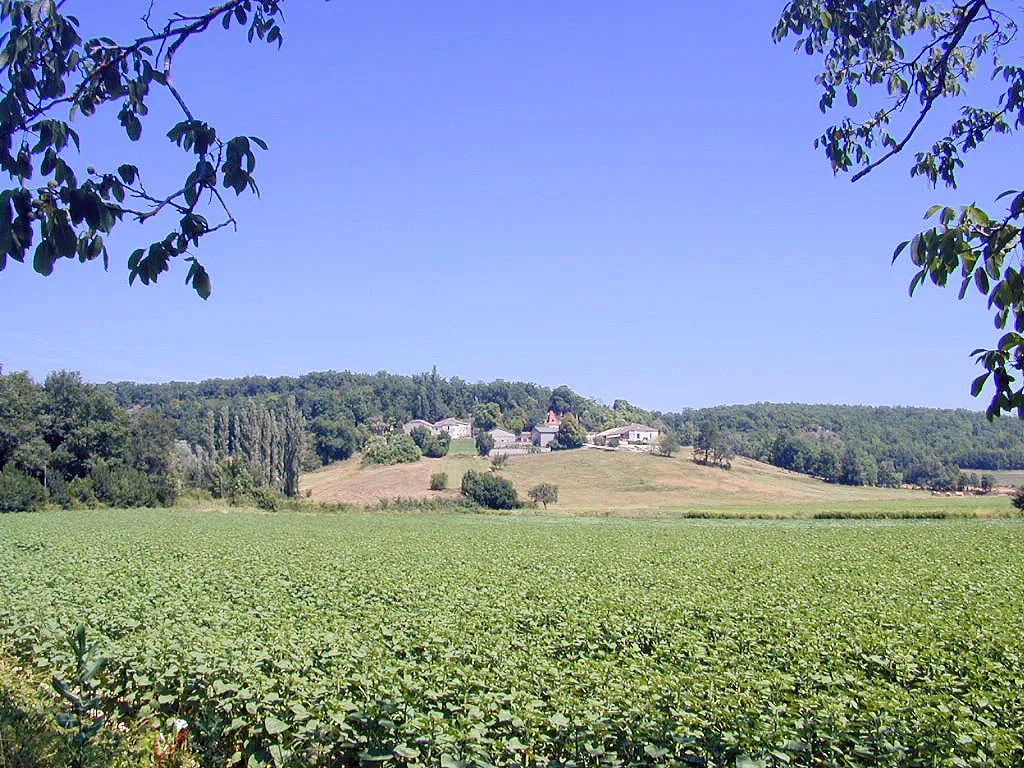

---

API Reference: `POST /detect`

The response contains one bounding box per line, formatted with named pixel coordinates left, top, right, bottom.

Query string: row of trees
left=108, top=371, right=1024, bottom=481
left=9, top=365, right=1024, bottom=506
left=0, top=370, right=177, bottom=510
left=0, top=369, right=311, bottom=511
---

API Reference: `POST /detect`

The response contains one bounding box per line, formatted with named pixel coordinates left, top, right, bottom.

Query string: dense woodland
left=3, top=366, right=1024, bottom=510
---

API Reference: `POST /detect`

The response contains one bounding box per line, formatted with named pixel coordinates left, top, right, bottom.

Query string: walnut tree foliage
left=0, top=0, right=286, bottom=298
left=775, top=1, right=1024, bottom=417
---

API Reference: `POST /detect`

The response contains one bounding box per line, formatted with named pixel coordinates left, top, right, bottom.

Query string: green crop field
left=2, top=510, right=1024, bottom=768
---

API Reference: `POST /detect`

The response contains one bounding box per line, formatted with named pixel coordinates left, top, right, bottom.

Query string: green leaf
left=264, top=715, right=289, bottom=735
left=972, top=372, right=991, bottom=397
left=117, top=164, right=137, bottom=184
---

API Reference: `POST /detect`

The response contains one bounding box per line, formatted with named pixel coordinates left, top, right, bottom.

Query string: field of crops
left=2, top=510, right=1024, bottom=768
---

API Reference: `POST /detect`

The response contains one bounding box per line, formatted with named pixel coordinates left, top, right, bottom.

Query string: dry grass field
left=300, top=447, right=1010, bottom=517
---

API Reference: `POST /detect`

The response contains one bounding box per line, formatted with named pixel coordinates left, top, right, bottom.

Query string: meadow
left=300, top=447, right=1012, bottom=519
left=2, top=510, right=1024, bottom=767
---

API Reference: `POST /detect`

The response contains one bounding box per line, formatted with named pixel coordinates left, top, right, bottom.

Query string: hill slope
left=300, top=447, right=971, bottom=515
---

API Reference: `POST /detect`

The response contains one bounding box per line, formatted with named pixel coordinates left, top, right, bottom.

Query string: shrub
left=475, top=431, right=494, bottom=457
left=461, top=470, right=520, bottom=510
left=652, top=431, right=681, bottom=457
left=0, top=466, right=45, bottom=512
left=527, top=483, right=559, bottom=509
left=363, top=433, right=422, bottom=465
left=430, top=472, right=448, bottom=491
left=409, top=425, right=433, bottom=451
left=489, top=453, right=510, bottom=471
left=1012, top=486, right=1024, bottom=511
left=65, top=476, right=98, bottom=508
left=550, top=414, right=586, bottom=450
left=423, top=432, right=450, bottom=458
left=209, top=457, right=277, bottom=509
left=89, top=459, right=176, bottom=508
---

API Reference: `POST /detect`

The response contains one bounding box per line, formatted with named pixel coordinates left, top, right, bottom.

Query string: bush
left=209, top=457, right=277, bottom=509
left=490, top=453, right=510, bottom=471
left=652, top=432, right=681, bottom=457
left=475, top=431, right=494, bottom=457
left=363, top=434, right=422, bottom=465
left=461, top=470, right=520, bottom=510
left=551, top=414, right=586, bottom=450
left=65, top=476, right=98, bottom=508
left=423, top=432, right=450, bottom=458
left=409, top=425, right=433, bottom=451
left=527, top=483, right=559, bottom=508
left=89, top=459, right=176, bottom=508
left=429, top=472, right=448, bottom=491
left=1012, top=486, right=1024, bottom=511
left=0, top=466, right=45, bottom=511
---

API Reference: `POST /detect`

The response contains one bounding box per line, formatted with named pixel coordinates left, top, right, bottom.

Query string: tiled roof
left=434, top=417, right=471, bottom=426
left=533, top=424, right=560, bottom=433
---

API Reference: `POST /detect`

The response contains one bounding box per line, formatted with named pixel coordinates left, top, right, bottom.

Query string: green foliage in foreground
left=0, top=464, right=45, bottom=511
left=2, top=511, right=1024, bottom=768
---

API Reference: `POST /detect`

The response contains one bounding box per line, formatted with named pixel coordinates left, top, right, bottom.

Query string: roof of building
left=489, top=428, right=516, bottom=437
left=404, top=419, right=433, bottom=426
left=596, top=423, right=659, bottom=438
left=434, top=417, right=471, bottom=427
left=532, top=424, right=560, bottom=433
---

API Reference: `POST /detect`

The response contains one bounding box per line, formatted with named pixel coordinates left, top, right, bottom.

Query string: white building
left=402, top=419, right=436, bottom=435
left=433, top=417, right=473, bottom=439
left=592, top=423, right=660, bottom=446
left=489, top=428, right=518, bottom=448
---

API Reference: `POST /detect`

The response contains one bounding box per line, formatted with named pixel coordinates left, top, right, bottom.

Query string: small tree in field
left=551, top=413, right=586, bottom=450
left=652, top=431, right=680, bottom=457
left=1011, top=487, right=1024, bottom=511
left=475, top=431, right=494, bottom=457
left=528, top=483, right=558, bottom=509
left=429, top=472, right=447, bottom=491
left=461, top=470, right=520, bottom=510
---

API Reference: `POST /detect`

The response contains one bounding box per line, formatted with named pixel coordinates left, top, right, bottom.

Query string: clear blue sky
left=0, top=0, right=1014, bottom=412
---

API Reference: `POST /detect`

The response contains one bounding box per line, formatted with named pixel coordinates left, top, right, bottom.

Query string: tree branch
left=850, top=0, right=988, bottom=182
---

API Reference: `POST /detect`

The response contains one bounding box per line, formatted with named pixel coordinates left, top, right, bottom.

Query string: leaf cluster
left=775, top=1, right=1024, bottom=416
left=0, top=1, right=284, bottom=296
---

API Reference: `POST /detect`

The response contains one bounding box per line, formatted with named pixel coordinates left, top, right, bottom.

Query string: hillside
left=103, top=370, right=1024, bottom=481
left=300, top=447, right=992, bottom=516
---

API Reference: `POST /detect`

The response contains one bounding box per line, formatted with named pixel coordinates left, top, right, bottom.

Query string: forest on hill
left=106, top=369, right=1024, bottom=486
left=3, top=366, right=1024, bottom=510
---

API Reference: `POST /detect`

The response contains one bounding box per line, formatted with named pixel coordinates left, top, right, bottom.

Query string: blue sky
left=0, top=0, right=1014, bottom=412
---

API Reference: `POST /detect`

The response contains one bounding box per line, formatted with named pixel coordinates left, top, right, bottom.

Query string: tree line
left=6, top=367, right=1024, bottom=510
left=0, top=369, right=306, bottom=511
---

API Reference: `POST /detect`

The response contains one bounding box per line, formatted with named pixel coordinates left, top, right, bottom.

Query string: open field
left=991, top=469, right=1024, bottom=487
left=301, top=448, right=1014, bottom=517
left=2, top=510, right=1024, bottom=767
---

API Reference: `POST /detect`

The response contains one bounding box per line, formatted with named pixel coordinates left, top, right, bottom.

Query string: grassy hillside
left=300, top=447, right=1008, bottom=516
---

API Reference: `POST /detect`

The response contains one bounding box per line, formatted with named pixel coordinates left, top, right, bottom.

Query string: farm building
left=434, top=417, right=473, bottom=439
left=488, top=428, right=518, bottom=448
left=593, top=423, right=660, bottom=446
left=531, top=423, right=560, bottom=448
left=402, top=419, right=436, bottom=435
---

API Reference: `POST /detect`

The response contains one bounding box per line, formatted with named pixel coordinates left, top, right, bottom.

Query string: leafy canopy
left=0, top=0, right=287, bottom=298
left=775, top=1, right=1024, bottom=417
